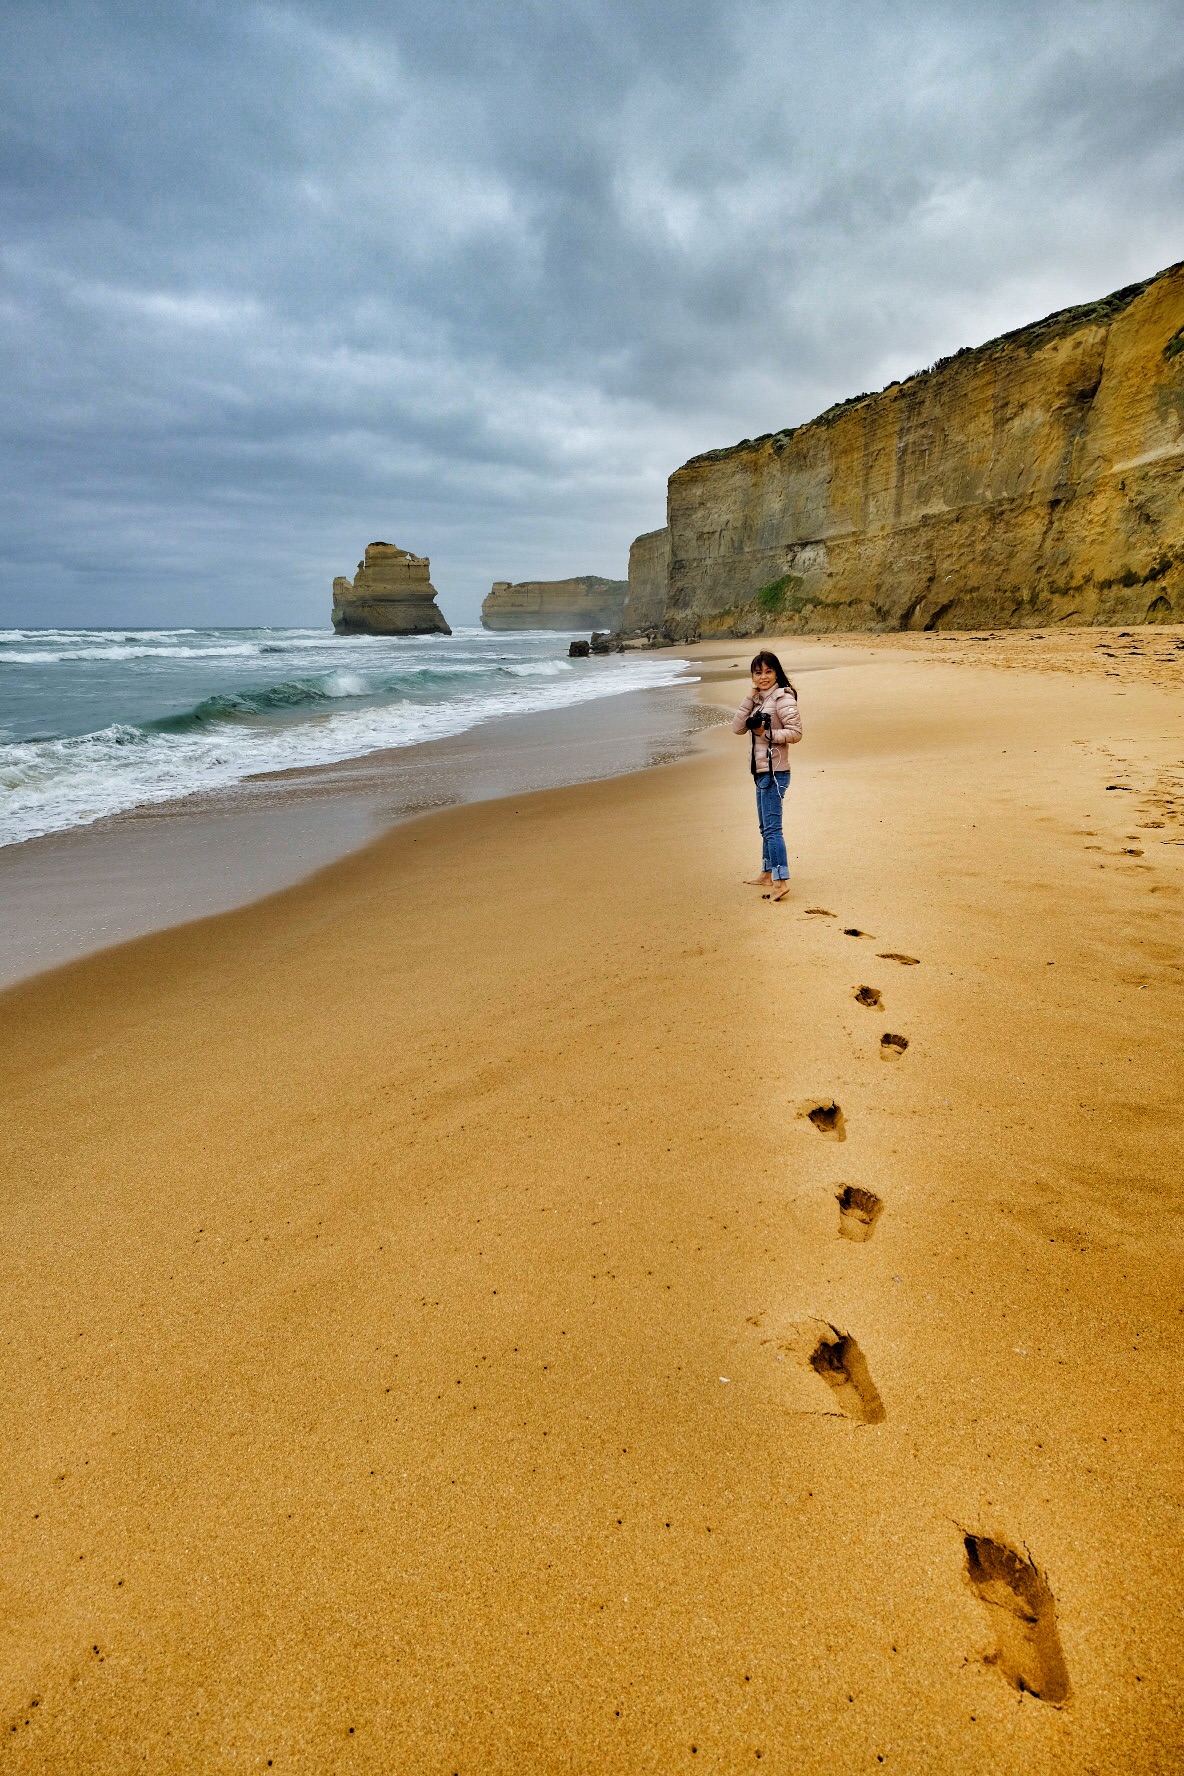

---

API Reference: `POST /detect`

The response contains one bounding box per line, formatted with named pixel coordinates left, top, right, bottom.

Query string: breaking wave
left=0, top=626, right=692, bottom=847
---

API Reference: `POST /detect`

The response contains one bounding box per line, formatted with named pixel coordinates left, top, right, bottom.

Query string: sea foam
left=0, top=626, right=692, bottom=847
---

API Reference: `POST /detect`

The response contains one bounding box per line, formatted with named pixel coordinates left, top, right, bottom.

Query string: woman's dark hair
left=750, top=650, right=796, bottom=697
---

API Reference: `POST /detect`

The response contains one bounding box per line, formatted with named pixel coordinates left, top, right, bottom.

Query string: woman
left=732, top=650, right=803, bottom=901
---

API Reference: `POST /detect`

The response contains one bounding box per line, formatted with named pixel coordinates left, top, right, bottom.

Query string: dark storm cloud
left=2, top=0, right=1182, bottom=624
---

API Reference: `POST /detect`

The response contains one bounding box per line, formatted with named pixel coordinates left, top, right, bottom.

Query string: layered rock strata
left=621, top=528, right=670, bottom=633
left=663, top=260, right=1184, bottom=638
left=332, top=542, right=451, bottom=635
left=481, top=576, right=628, bottom=631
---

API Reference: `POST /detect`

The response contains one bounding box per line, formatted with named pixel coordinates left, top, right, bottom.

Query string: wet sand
left=0, top=681, right=724, bottom=988
left=1, top=630, right=1182, bottom=1771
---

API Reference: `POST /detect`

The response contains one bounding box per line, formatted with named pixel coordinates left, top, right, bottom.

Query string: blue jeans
left=755, top=770, right=790, bottom=880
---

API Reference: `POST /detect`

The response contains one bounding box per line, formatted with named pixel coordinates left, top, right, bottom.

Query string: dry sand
left=2, top=630, right=1182, bottom=1772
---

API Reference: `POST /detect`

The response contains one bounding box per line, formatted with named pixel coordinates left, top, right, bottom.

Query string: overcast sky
left=2, top=0, right=1182, bottom=628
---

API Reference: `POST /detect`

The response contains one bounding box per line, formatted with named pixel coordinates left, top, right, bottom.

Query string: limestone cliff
left=621, top=528, right=670, bottom=633
left=664, top=260, right=1184, bottom=637
left=481, top=575, right=627, bottom=631
left=332, top=542, right=451, bottom=636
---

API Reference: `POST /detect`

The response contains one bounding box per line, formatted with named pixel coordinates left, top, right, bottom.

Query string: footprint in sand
left=854, top=985, right=882, bottom=1007
left=963, top=1535, right=1070, bottom=1703
left=805, top=908, right=836, bottom=917
left=800, top=1100, right=846, bottom=1140
left=843, top=927, right=873, bottom=938
left=877, top=952, right=920, bottom=966
left=836, top=1185, right=883, bottom=1242
left=805, top=1325, right=885, bottom=1423
left=880, top=1032, right=908, bottom=1060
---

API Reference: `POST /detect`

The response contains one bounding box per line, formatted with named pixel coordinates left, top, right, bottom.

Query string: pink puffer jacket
left=732, top=685, right=803, bottom=772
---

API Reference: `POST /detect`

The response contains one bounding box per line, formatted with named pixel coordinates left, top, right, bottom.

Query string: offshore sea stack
left=656, top=259, right=1184, bottom=638
left=481, top=575, right=628, bottom=631
left=332, top=543, right=451, bottom=636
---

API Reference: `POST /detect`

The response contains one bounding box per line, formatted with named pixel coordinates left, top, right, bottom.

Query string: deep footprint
left=843, top=927, right=873, bottom=938
left=963, top=1536, right=1070, bottom=1703
left=802, top=1101, right=846, bottom=1140
left=807, top=1327, right=885, bottom=1423
left=854, top=985, right=882, bottom=1007
left=805, top=908, right=836, bottom=917
left=877, top=952, right=920, bottom=966
left=836, top=1185, right=883, bottom=1241
left=880, top=1032, right=908, bottom=1059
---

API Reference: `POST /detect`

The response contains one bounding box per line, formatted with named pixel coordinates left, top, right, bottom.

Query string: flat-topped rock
left=481, top=575, right=627, bottom=632
left=332, top=542, right=451, bottom=636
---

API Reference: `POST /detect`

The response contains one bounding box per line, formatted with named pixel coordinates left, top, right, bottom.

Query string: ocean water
left=0, top=626, right=692, bottom=849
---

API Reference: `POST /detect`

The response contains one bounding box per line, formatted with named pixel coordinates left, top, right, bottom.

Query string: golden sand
left=2, top=632, right=1182, bottom=1771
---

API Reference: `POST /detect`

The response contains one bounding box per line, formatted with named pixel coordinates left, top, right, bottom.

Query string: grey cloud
left=1, top=0, right=1182, bottom=625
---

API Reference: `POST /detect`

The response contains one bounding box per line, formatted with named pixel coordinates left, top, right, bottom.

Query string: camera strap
left=749, top=698, right=774, bottom=785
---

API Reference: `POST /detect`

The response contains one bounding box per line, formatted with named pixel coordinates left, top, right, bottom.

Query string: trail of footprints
left=773, top=910, right=1071, bottom=1703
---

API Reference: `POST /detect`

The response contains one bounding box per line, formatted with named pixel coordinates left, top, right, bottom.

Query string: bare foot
left=763, top=882, right=792, bottom=902
left=745, top=873, right=773, bottom=886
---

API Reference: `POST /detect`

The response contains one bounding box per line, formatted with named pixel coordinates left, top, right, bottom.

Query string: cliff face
left=481, top=575, right=627, bottom=631
left=332, top=542, right=451, bottom=636
left=665, top=261, right=1184, bottom=637
left=621, top=528, right=670, bottom=633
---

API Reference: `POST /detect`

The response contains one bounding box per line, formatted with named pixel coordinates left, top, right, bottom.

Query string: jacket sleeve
left=771, top=690, right=802, bottom=744
left=732, top=692, right=756, bottom=735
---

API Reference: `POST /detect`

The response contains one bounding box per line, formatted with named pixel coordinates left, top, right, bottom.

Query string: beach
left=2, top=629, right=1182, bottom=1771
left=0, top=681, right=716, bottom=988
left=0, top=625, right=701, bottom=987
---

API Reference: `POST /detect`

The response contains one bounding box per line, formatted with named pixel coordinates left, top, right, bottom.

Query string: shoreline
left=0, top=640, right=865, bottom=992
left=8, top=621, right=1173, bottom=993
left=0, top=678, right=721, bottom=990
left=2, top=630, right=1182, bottom=1769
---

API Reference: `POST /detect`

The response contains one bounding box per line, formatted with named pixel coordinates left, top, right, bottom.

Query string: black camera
left=745, top=710, right=771, bottom=732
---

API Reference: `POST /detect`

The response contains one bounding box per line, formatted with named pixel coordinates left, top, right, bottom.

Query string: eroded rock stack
left=644, top=259, right=1184, bottom=639
left=332, top=543, right=451, bottom=636
left=481, top=576, right=628, bottom=631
